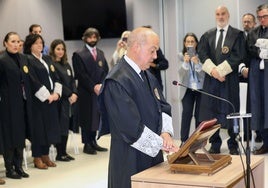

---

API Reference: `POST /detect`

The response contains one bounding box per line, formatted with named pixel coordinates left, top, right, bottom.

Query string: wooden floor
left=0, top=131, right=267, bottom=188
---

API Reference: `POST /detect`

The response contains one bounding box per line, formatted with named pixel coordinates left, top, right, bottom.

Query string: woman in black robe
left=24, top=34, right=62, bottom=169
left=0, top=32, right=37, bottom=179
left=49, top=39, right=78, bottom=161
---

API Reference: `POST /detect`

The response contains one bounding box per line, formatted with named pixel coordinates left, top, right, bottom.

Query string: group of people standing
left=1, top=3, right=267, bottom=188
left=0, top=25, right=109, bottom=185
left=178, top=4, right=268, bottom=157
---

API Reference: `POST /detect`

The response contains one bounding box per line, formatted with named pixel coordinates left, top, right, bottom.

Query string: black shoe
left=255, top=135, right=262, bottom=143
left=83, top=144, right=97, bottom=155
left=6, top=169, right=21, bottom=179
left=253, top=145, right=268, bottom=155
left=15, top=168, right=29, bottom=178
left=91, top=142, right=108, bottom=152
left=56, top=155, right=71, bottom=162
left=208, top=147, right=220, bottom=154
left=229, top=148, right=239, bottom=155
left=65, top=154, right=75, bottom=160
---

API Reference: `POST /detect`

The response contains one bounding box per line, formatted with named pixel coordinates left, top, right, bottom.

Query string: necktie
left=216, top=29, right=224, bottom=63
left=140, top=71, right=150, bottom=89
left=260, top=27, right=267, bottom=38
left=92, top=48, right=97, bottom=61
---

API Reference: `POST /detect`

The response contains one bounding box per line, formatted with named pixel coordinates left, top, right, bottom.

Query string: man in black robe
left=98, top=27, right=178, bottom=188
left=72, top=28, right=109, bottom=155
left=246, top=4, right=268, bottom=155
left=197, top=6, right=245, bottom=155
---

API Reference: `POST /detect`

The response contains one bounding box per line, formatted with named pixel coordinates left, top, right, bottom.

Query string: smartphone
left=187, top=46, right=196, bottom=57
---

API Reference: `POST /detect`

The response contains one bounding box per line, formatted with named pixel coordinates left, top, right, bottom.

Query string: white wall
left=0, top=0, right=267, bottom=139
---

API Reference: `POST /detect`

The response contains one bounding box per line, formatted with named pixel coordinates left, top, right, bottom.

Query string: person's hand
left=191, top=55, right=199, bottom=64
left=241, top=67, right=249, bottom=78
left=52, top=93, right=60, bottom=101
left=94, top=84, right=102, bottom=96
left=68, top=93, right=78, bottom=104
left=211, top=68, right=225, bottom=82
left=160, top=132, right=179, bottom=153
left=47, top=94, right=54, bottom=104
left=184, top=53, right=190, bottom=63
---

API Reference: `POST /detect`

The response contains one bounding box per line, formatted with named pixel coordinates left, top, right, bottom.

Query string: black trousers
left=209, top=127, right=238, bottom=151
left=31, top=144, right=49, bottom=157
left=81, top=128, right=97, bottom=144
left=55, top=135, right=68, bottom=156
left=180, top=89, right=201, bottom=142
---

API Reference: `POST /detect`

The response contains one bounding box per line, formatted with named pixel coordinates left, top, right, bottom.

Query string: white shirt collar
left=85, top=44, right=96, bottom=52
left=124, top=55, right=141, bottom=75
left=217, top=25, right=229, bottom=32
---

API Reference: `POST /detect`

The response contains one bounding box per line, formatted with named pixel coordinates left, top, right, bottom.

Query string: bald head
left=126, top=27, right=159, bottom=70
left=215, top=6, right=230, bottom=28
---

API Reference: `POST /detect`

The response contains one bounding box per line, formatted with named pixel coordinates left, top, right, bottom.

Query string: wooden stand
left=167, top=118, right=232, bottom=175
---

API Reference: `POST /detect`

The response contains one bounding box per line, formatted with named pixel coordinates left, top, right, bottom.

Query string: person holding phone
left=178, top=32, right=205, bottom=147
left=109, top=30, right=131, bottom=69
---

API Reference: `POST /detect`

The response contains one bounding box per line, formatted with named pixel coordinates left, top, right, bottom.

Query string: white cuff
left=239, top=63, right=246, bottom=74
left=35, top=86, right=50, bottom=102
left=53, top=82, right=62, bottom=97
left=202, top=59, right=216, bottom=76
left=161, top=112, right=174, bottom=137
left=255, top=38, right=268, bottom=49
left=215, top=60, right=233, bottom=77
left=131, top=126, right=163, bottom=157
left=259, top=49, right=268, bottom=59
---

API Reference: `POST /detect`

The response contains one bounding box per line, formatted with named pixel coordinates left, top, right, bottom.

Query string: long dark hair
left=182, top=32, right=199, bottom=54
left=23, top=34, right=44, bottom=54
left=49, top=39, right=68, bottom=64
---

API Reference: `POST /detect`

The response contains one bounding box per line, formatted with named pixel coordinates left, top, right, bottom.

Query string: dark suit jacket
left=197, top=26, right=245, bottom=128
left=72, top=46, right=108, bottom=131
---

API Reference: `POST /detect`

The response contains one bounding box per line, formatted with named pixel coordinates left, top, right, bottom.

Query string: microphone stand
left=226, top=113, right=252, bottom=188
left=173, top=81, right=252, bottom=188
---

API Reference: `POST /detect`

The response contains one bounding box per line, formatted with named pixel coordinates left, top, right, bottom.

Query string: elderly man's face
left=215, top=7, right=229, bottom=28
left=138, top=36, right=159, bottom=70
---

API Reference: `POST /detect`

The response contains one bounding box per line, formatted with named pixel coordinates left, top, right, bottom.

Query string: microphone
left=172, top=80, right=239, bottom=133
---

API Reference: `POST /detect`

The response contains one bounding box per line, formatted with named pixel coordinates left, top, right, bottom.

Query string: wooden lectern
left=167, top=118, right=232, bottom=175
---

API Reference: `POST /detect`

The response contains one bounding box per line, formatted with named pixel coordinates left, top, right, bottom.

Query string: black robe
left=72, top=46, right=108, bottom=132
left=197, top=26, right=245, bottom=128
left=27, top=54, right=61, bottom=145
left=0, top=51, right=38, bottom=150
left=98, top=58, right=172, bottom=188
left=53, top=61, right=79, bottom=134
left=246, top=26, right=268, bottom=130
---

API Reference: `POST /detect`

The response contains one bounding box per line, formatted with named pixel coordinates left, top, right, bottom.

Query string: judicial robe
left=0, top=51, right=38, bottom=150
left=98, top=58, right=172, bottom=188
left=53, top=61, right=79, bottom=134
left=197, top=26, right=245, bottom=128
left=72, top=46, right=108, bottom=132
left=27, top=54, right=61, bottom=145
left=246, top=26, right=268, bottom=130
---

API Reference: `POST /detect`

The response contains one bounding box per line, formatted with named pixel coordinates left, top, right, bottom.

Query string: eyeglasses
left=257, top=14, right=268, bottom=20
